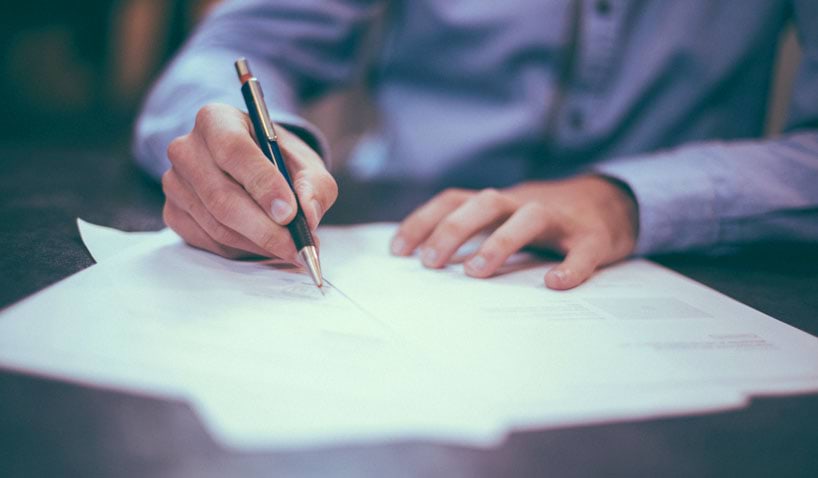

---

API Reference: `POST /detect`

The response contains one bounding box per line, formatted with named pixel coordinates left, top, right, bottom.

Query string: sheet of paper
left=77, top=218, right=177, bottom=262
left=4, top=222, right=505, bottom=447
left=322, top=226, right=818, bottom=391
left=0, top=221, right=816, bottom=451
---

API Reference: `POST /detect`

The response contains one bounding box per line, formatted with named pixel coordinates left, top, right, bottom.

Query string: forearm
left=596, top=131, right=818, bottom=255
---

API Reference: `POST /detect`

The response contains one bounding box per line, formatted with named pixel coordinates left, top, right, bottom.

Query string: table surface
left=1, top=145, right=817, bottom=478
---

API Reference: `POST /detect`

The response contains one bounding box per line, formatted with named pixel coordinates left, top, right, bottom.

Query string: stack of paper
left=0, top=220, right=815, bottom=450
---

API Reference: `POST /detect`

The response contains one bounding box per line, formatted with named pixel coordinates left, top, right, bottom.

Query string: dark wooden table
left=1, top=145, right=817, bottom=477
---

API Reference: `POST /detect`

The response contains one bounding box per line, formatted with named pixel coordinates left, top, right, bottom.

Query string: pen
left=234, top=58, right=323, bottom=288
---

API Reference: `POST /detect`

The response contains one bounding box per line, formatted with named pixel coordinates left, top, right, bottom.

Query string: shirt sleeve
left=595, top=0, right=818, bottom=255
left=132, top=0, right=380, bottom=180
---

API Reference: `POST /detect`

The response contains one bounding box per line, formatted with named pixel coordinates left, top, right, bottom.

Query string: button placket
left=557, top=0, right=627, bottom=140
left=577, top=0, right=624, bottom=92
left=595, top=0, right=612, bottom=16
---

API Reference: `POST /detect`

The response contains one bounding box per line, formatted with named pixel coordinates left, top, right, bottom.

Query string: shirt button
left=569, top=109, right=585, bottom=130
left=595, top=0, right=612, bottom=16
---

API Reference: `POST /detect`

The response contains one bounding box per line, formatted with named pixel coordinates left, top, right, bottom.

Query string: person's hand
left=162, top=103, right=337, bottom=261
left=390, top=175, right=639, bottom=290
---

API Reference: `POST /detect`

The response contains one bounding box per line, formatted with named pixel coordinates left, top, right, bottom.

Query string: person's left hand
left=390, top=175, right=639, bottom=290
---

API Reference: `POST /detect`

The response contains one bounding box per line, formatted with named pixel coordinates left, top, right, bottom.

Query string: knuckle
left=522, top=201, right=548, bottom=217
left=166, top=137, right=188, bottom=164
left=395, top=221, right=422, bottom=244
left=320, top=174, right=339, bottom=204
left=439, top=188, right=467, bottom=205
left=292, top=176, right=312, bottom=197
left=208, top=224, right=235, bottom=245
left=477, top=187, right=502, bottom=203
left=437, top=217, right=467, bottom=239
left=476, top=188, right=510, bottom=212
left=489, top=233, right=516, bottom=253
left=203, top=187, right=235, bottom=220
left=217, top=133, right=252, bottom=168
left=195, top=104, right=221, bottom=130
left=246, top=169, right=279, bottom=196
left=519, top=201, right=550, bottom=224
left=162, top=203, right=175, bottom=228
left=397, top=216, right=426, bottom=244
left=160, top=170, right=173, bottom=196
left=225, top=131, right=251, bottom=154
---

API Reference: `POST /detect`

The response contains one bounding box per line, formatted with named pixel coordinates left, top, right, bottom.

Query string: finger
left=544, top=235, right=605, bottom=290
left=199, top=177, right=298, bottom=261
left=278, top=127, right=338, bottom=231
left=162, top=168, right=272, bottom=258
left=390, top=188, right=471, bottom=256
left=163, top=201, right=251, bottom=260
left=169, top=121, right=298, bottom=260
left=194, top=104, right=299, bottom=226
left=291, top=166, right=338, bottom=232
left=419, top=189, right=516, bottom=268
left=174, top=154, right=298, bottom=260
left=464, top=203, right=554, bottom=278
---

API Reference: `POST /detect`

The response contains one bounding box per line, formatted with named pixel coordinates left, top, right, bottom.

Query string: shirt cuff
left=218, top=55, right=331, bottom=165
left=132, top=52, right=330, bottom=180
left=211, top=76, right=332, bottom=167
left=594, top=152, right=722, bottom=255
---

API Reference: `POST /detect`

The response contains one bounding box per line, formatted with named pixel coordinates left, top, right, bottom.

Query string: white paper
left=77, top=218, right=177, bottom=262
left=0, top=221, right=816, bottom=451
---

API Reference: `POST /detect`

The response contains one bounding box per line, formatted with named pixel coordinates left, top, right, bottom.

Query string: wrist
left=588, top=174, right=640, bottom=256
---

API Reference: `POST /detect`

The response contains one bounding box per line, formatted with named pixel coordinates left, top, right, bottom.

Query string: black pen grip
left=287, top=210, right=314, bottom=251
left=267, top=141, right=316, bottom=251
left=242, top=82, right=316, bottom=251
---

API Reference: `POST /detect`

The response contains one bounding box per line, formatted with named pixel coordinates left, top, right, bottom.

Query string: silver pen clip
left=235, top=58, right=278, bottom=143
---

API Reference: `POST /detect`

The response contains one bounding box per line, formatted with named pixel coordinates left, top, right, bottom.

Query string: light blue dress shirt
left=134, top=0, right=818, bottom=255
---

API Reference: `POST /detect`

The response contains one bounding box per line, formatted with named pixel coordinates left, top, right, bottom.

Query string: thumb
left=545, top=236, right=604, bottom=290
left=277, top=128, right=338, bottom=232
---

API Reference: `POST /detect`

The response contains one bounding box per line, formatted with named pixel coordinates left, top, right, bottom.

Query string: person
left=133, top=0, right=818, bottom=290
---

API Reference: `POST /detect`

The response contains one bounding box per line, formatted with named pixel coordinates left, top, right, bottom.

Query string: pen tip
left=298, top=246, right=323, bottom=290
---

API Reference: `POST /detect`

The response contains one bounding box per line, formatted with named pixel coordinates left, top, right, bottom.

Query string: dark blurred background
left=0, top=0, right=377, bottom=164
left=0, top=1, right=803, bottom=157
left=0, top=0, right=220, bottom=149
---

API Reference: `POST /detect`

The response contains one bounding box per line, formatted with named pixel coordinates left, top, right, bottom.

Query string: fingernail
left=421, top=248, right=438, bottom=266
left=271, top=199, right=293, bottom=224
left=466, top=255, right=487, bottom=273
left=391, top=236, right=406, bottom=255
left=550, top=269, right=567, bottom=283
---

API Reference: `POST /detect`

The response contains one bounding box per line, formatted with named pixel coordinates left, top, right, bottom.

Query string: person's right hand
left=162, top=103, right=337, bottom=261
